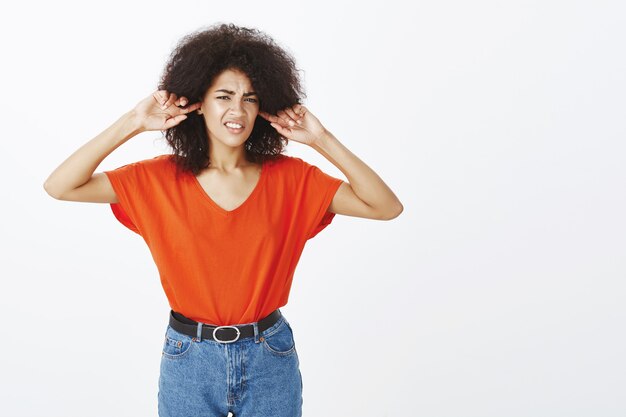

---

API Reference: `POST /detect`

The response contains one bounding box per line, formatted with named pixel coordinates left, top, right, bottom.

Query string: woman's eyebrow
left=214, top=89, right=258, bottom=97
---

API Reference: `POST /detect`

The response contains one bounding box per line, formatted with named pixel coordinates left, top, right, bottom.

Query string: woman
left=44, top=23, right=403, bottom=417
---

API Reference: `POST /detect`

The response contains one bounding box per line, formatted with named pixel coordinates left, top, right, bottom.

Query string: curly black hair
left=157, top=23, right=306, bottom=177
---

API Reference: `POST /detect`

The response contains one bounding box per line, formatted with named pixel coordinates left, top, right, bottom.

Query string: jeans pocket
left=262, top=319, right=297, bottom=356
left=162, top=326, right=193, bottom=359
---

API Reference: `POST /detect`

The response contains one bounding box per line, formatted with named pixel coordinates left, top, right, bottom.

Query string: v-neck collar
left=191, top=160, right=267, bottom=217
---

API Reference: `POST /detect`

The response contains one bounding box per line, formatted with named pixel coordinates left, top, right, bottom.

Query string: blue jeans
left=158, top=311, right=303, bottom=417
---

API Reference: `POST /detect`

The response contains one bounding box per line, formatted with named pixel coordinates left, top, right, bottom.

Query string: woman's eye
left=216, top=96, right=257, bottom=103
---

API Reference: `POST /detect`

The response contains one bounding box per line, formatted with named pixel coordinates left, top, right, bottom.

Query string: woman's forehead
left=210, top=68, right=254, bottom=90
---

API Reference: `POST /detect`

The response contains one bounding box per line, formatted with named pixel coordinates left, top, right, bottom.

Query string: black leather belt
left=169, top=309, right=282, bottom=343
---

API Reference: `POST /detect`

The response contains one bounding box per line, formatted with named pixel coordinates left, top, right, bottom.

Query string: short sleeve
left=103, top=157, right=161, bottom=235
left=295, top=158, right=344, bottom=240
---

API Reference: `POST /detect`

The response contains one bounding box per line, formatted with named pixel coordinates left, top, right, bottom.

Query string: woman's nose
left=229, top=99, right=244, bottom=113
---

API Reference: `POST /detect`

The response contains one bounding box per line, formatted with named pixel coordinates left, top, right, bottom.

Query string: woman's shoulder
left=155, top=153, right=176, bottom=163
left=117, top=154, right=178, bottom=177
left=145, top=153, right=179, bottom=171
left=123, top=153, right=173, bottom=166
left=266, top=153, right=306, bottom=169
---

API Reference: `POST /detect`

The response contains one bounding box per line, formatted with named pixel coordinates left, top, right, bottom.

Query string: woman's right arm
left=43, top=110, right=142, bottom=203
left=43, top=91, right=200, bottom=203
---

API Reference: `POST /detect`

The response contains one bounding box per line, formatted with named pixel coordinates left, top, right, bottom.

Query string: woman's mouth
left=224, top=122, right=245, bottom=134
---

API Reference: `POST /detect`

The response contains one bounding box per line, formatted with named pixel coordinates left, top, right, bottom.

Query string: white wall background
left=1, top=1, right=625, bottom=416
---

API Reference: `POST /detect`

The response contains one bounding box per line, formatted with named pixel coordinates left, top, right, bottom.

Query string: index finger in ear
left=183, top=102, right=202, bottom=113
left=258, top=111, right=279, bottom=123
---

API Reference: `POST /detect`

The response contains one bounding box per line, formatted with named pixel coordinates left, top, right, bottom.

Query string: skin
left=154, top=68, right=404, bottom=219
left=195, top=68, right=262, bottom=172
left=160, top=68, right=320, bottom=169
left=46, top=64, right=405, bottom=220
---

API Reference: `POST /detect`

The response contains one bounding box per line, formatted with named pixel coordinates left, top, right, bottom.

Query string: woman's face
left=198, top=68, right=260, bottom=150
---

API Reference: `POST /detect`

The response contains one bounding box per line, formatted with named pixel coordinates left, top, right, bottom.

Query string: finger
left=294, top=105, right=307, bottom=124
left=154, top=91, right=167, bottom=106
left=284, top=108, right=299, bottom=126
left=157, top=91, right=169, bottom=108
left=184, top=102, right=202, bottom=113
left=270, top=122, right=291, bottom=136
left=160, top=91, right=170, bottom=106
left=277, top=110, right=292, bottom=126
left=163, top=114, right=187, bottom=129
left=165, top=93, right=178, bottom=109
left=176, top=96, right=189, bottom=107
left=154, top=91, right=164, bottom=106
left=258, top=111, right=281, bottom=124
left=170, top=102, right=200, bottom=117
left=163, top=93, right=178, bottom=109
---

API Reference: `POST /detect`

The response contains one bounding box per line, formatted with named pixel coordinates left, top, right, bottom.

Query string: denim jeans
left=158, top=311, right=303, bottom=417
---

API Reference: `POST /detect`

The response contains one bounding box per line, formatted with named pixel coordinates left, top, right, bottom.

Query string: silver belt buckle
left=212, top=325, right=241, bottom=343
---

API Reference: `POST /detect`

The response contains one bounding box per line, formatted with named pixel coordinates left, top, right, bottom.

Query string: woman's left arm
left=259, top=105, right=404, bottom=220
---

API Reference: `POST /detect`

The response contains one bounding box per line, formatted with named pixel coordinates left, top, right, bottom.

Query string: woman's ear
left=196, top=95, right=204, bottom=115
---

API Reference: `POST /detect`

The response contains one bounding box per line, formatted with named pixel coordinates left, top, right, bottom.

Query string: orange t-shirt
left=104, top=153, right=343, bottom=326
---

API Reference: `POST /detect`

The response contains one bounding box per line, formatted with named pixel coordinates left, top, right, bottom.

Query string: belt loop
left=196, top=322, right=203, bottom=342
left=253, top=320, right=259, bottom=344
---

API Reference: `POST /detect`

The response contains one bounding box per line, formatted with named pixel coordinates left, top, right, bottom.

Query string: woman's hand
left=258, top=104, right=326, bottom=146
left=132, top=90, right=202, bottom=132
